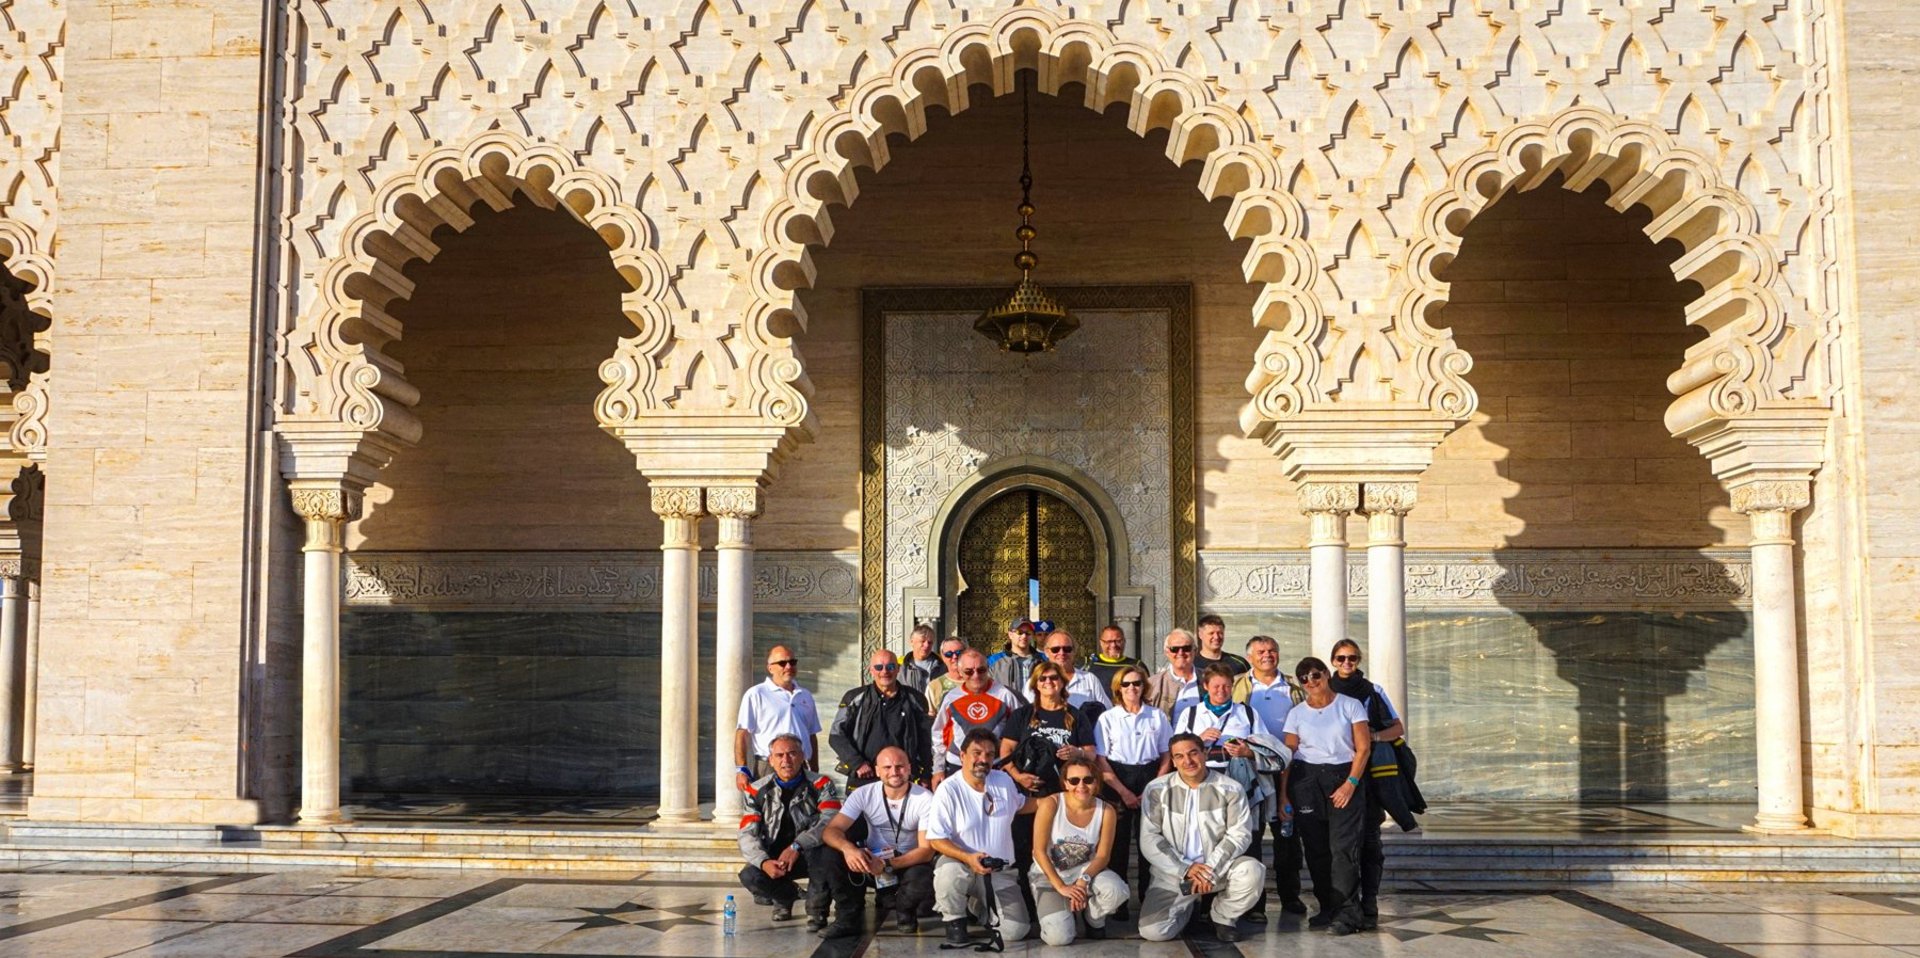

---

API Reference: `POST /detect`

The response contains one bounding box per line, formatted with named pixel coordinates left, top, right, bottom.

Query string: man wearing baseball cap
left=989, top=617, right=1047, bottom=695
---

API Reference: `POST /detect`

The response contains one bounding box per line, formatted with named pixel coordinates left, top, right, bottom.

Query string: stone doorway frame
left=861, top=284, right=1196, bottom=657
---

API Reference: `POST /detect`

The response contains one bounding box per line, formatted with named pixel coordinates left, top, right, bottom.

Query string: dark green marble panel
left=341, top=611, right=863, bottom=799
left=1211, top=610, right=1755, bottom=802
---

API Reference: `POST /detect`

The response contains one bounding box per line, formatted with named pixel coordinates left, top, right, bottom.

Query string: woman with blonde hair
left=1094, top=662, right=1170, bottom=896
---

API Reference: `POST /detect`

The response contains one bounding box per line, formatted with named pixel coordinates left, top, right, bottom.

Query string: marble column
left=1363, top=482, right=1415, bottom=718
left=1733, top=480, right=1811, bottom=832
left=1300, top=482, right=1358, bottom=661
left=1111, top=595, right=1144, bottom=660
left=0, top=569, right=21, bottom=773
left=291, top=484, right=360, bottom=824
left=653, top=485, right=704, bottom=825
left=21, top=578, right=38, bottom=768
left=709, top=486, right=760, bottom=825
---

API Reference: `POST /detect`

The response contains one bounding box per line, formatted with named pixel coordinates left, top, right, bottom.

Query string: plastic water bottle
left=723, top=894, right=737, bottom=936
left=1280, top=818, right=1295, bottom=838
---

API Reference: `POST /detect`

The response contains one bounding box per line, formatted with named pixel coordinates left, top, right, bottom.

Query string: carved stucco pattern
left=278, top=1, right=1842, bottom=460
left=882, top=308, right=1173, bottom=646
left=0, top=0, right=61, bottom=464
left=1201, top=550, right=1753, bottom=612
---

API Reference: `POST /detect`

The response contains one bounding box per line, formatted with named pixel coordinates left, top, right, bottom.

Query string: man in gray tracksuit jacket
left=1137, top=732, right=1268, bottom=942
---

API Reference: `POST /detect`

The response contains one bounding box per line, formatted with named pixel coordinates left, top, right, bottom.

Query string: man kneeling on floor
left=925, top=728, right=1035, bottom=945
left=820, top=745, right=937, bottom=937
left=1138, top=732, right=1267, bottom=942
left=738, top=733, right=859, bottom=931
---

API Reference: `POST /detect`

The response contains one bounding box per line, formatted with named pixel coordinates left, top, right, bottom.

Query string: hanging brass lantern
left=976, top=72, right=1078, bottom=353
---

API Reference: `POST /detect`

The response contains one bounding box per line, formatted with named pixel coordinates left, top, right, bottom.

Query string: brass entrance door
left=955, top=489, right=1097, bottom=649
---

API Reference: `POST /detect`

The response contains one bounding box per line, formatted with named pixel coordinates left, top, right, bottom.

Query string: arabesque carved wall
left=274, top=0, right=1841, bottom=474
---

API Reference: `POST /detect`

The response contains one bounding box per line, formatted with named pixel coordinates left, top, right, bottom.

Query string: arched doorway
left=955, top=488, right=1099, bottom=649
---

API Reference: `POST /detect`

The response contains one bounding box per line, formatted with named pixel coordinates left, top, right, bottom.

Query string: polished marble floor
left=0, top=863, right=1908, bottom=957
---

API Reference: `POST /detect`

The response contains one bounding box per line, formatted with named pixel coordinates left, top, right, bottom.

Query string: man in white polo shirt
left=820, top=745, right=936, bottom=936
left=735, top=645, right=823, bottom=793
left=925, top=728, right=1035, bottom=947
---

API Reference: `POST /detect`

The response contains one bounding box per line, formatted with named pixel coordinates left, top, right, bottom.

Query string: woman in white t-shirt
left=1278, top=655, right=1371, bottom=937
left=1029, top=756, right=1127, bottom=945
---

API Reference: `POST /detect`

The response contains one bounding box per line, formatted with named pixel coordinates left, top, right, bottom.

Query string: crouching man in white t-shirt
left=1137, top=732, right=1267, bottom=943
left=820, top=746, right=937, bottom=937
left=924, top=728, right=1036, bottom=946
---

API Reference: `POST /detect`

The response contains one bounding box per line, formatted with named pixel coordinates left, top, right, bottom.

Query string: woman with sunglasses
left=1278, top=656, right=1371, bottom=937
left=1093, top=663, right=1169, bottom=896
left=1329, top=638, right=1416, bottom=930
left=1030, top=756, right=1128, bottom=944
left=1002, top=661, right=1098, bottom=883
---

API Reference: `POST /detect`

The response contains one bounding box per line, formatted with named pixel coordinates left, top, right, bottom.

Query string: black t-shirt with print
left=1002, top=703, right=1095, bottom=794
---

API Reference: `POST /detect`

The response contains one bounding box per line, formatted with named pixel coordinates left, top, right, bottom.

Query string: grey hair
left=1163, top=628, right=1196, bottom=648
left=768, top=733, right=806, bottom=754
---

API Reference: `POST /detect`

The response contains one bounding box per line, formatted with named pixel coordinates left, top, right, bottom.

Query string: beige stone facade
left=0, top=0, right=1913, bottom=836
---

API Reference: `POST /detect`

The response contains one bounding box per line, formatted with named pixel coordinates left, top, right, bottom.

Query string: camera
left=1180, top=877, right=1194, bottom=895
left=978, top=856, right=1008, bottom=872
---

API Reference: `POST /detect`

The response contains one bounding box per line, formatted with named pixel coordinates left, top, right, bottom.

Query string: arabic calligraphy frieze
left=1199, top=549, right=1751, bottom=611
left=346, top=551, right=860, bottom=612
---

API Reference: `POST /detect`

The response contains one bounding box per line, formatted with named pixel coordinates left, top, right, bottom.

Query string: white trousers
left=933, top=858, right=1032, bottom=941
left=1137, top=856, right=1267, bottom=942
left=1032, top=869, right=1130, bottom=946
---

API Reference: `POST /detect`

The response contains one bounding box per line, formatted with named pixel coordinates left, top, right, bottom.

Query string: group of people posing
left=730, top=616, right=1419, bottom=946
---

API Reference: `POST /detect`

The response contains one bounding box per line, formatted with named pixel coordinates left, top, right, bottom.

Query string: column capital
left=1727, top=478, right=1811, bottom=516
left=649, top=484, right=705, bottom=520
left=1361, top=481, right=1417, bottom=517
left=705, top=485, right=763, bottom=520
left=288, top=483, right=364, bottom=524
left=1297, top=481, right=1359, bottom=516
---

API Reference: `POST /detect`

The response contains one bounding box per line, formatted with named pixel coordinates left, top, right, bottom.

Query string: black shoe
left=771, top=902, right=794, bottom=921
left=1281, top=898, right=1308, bottom=915
left=1360, top=914, right=1379, bottom=931
left=753, top=894, right=776, bottom=906
left=1083, top=922, right=1106, bottom=940
left=1244, top=907, right=1268, bottom=923
left=1329, top=920, right=1361, bottom=937
left=944, top=919, right=971, bottom=946
left=1216, top=923, right=1243, bottom=943
left=818, top=916, right=862, bottom=939
left=1307, top=911, right=1333, bottom=929
left=893, top=913, right=916, bottom=935
left=1113, top=903, right=1131, bottom=922
left=806, top=913, right=829, bottom=932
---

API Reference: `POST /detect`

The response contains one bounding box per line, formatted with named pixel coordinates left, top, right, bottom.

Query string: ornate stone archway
left=713, top=7, right=1326, bottom=464
left=277, top=130, right=672, bottom=485
left=272, top=131, right=672, bottom=825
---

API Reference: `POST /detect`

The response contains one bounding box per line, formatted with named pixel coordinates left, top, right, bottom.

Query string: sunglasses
left=1035, top=675, right=1063, bottom=684
left=1333, top=654, right=1360, bottom=664
left=941, top=650, right=963, bottom=659
left=958, top=667, right=984, bottom=676
left=871, top=663, right=898, bottom=672
left=1166, top=646, right=1193, bottom=654
left=770, top=659, right=798, bottom=668
left=1063, top=776, right=1096, bottom=786
left=1047, top=646, right=1073, bottom=654
left=1299, top=670, right=1326, bottom=683
left=1119, top=680, right=1144, bottom=688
